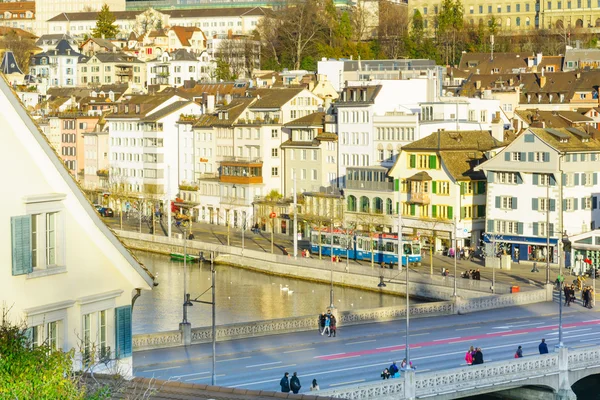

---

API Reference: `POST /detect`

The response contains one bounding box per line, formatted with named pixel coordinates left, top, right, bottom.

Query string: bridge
left=319, top=346, right=600, bottom=400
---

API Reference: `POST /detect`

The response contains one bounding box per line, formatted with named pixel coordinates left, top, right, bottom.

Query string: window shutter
left=429, top=155, right=437, bottom=169
left=512, top=197, right=518, bottom=209
left=505, top=152, right=510, bottom=161
left=487, top=171, right=494, bottom=183
left=394, top=179, right=399, bottom=191
left=409, top=154, right=416, bottom=168
left=532, top=198, right=538, bottom=210
left=549, top=223, right=554, bottom=236
left=595, top=173, right=598, bottom=185
left=574, top=198, right=578, bottom=210
left=477, top=181, right=485, bottom=194
left=477, top=205, right=485, bottom=218
left=563, top=199, right=567, bottom=211
left=11, top=216, right=32, bottom=276
left=550, top=199, right=556, bottom=211
left=520, top=152, right=526, bottom=161
left=562, top=174, right=567, bottom=186
left=461, top=207, right=466, bottom=219
left=487, top=219, right=494, bottom=232
left=532, top=173, right=539, bottom=185
left=432, top=205, right=437, bottom=218
left=517, top=222, right=524, bottom=235
left=593, top=197, right=598, bottom=210
left=516, top=174, right=523, bottom=184
left=495, top=196, right=501, bottom=208
left=460, top=182, right=465, bottom=195
left=550, top=174, right=556, bottom=186
left=410, top=204, right=415, bottom=216
left=432, top=181, right=437, bottom=194
left=592, top=154, right=598, bottom=161
left=115, top=305, right=132, bottom=358
left=572, top=154, right=578, bottom=162
left=544, top=152, right=550, bottom=162
left=533, top=222, right=539, bottom=236
left=575, top=173, right=580, bottom=186
left=448, top=206, right=453, bottom=220
left=528, top=152, right=534, bottom=162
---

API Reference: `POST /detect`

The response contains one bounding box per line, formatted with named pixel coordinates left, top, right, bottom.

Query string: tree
left=436, top=0, right=464, bottom=65
left=378, top=1, right=409, bottom=59
left=92, top=4, right=119, bottom=39
left=0, top=30, right=37, bottom=71
left=213, top=59, right=235, bottom=81
left=0, top=309, right=85, bottom=399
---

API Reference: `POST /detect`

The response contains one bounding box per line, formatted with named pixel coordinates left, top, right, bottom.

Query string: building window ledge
left=27, top=266, right=67, bottom=280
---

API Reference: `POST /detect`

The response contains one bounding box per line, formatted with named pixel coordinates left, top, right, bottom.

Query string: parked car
left=94, top=204, right=103, bottom=212
left=99, top=207, right=114, bottom=217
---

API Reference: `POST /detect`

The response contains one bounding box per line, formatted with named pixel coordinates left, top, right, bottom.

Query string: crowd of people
left=318, top=310, right=337, bottom=337
left=461, top=269, right=481, bottom=280
left=464, top=339, right=549, bottom=366
left=280, top=372, right=320, bottom=393
left=563, top=283, right=595, bottom=308
left=380, top=359, right=415, bottom=379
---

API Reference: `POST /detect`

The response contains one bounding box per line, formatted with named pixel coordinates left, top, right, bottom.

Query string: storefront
left=569, top=231, right=600, bottom=275
left=483, top=234, right=558, bottom=264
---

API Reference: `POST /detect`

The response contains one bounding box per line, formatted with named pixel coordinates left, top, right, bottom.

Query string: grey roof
left=0, top=51, right=23, bottom=75
left=85, top=37, right=118, bottom=50
left=87, top=52, right=144, bottom=64
left=563, top=48, right=600, bottom=68
left=339, top=59, right=437, bottom=72
left=142, top=101, right=192, bottom=122
left=47, top=7, right=268, bottom=22
left=31, top=39, right=87, bottom=65
left=35, top=33, right=77, bottom=47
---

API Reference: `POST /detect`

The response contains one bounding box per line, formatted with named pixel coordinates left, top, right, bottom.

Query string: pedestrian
left=381, top=368, right=391, bottom=379
left=290, top=372, right=301, bottom=394
left=515, top=345, right=523, bottom=358
left=475, top=269, right=481, bottom=280
left=583, top=287, right=589, bottom=308
left=280, top=372, right=290, bottom=393
left=318, top=312, right=326, bottom=334
left=589, top=288, right=595, bottom=308
left=310, top=379, right=320, bottom=391
left=473, top=347, right=484, bottom=365
left=564, top=284, right=570, bottom=306
left=400, top=358, right=414, bottom=370
left=465, top=346, right=474, bottom=365
left=322, top=315, right=331, bottom=336
left=389, top=361, right=399, bottom=378
left=330, top=314, right=337, bottom=337
left=539, top=338, right=549, bottom=354
left=569, top=285, right=576, bottom=305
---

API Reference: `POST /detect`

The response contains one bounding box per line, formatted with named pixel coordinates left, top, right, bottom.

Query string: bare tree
left=0, top=30, right=37, bottom=72
left=378, top=1, right=409, bottom=58
left=351, top=0, right=375, bottom=41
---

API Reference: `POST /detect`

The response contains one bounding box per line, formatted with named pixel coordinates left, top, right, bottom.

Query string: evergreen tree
left=92, top=4, right=119, bottom=39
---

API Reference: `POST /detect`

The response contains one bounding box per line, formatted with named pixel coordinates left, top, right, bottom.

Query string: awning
left=407, top=171, right=432, bottom=181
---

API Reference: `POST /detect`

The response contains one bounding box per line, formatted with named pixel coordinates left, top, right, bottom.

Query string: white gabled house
left=0, top=77, right=155, bottom=374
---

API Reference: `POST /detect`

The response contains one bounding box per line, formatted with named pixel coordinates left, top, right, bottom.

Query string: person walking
left=290, top=372, right=301, bottom=394
left=310, top=379, right=320, bottom=391
left=564, top=284, right=571, bottom=306
left=330, top=314, right=337, bottom=337
left=318, top=312, right=325, bottom=334
left=515, top=345, right=523, bottom=358
left=280, top=372, right=290, bottom=393
left=539, top=339, right=549, bottom=354
left=583, top=287, right=589, bottom=308
left=321, top=315, right=330, bottom=336
left=465, top=346, right=474, bottom=365
left=389, top=361, right=399, bottom=378
left=569, top=285, right=576, bottom=306
left=473, top=347, right=484, bottom=365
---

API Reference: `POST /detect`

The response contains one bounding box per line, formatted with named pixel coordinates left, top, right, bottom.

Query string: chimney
left=490, top=114, right=504, bottom=142
left=536, top=53, right=542, bottom=66
left=576, top=72, right=581, bottom=79
left=475, top=80, right=481, bottom=89
left=540, top=75, right=546, bottom=88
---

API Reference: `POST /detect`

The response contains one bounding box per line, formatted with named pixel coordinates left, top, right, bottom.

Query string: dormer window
left=537, top=94, right=542, bottom=102
left=549, top=94, right=553, bottom=102
left=124, top=105, right=129, bottom=113
left=527, top=94, right=531, bottom=103
left=135, top=105, right=140, bottom=114
left=560, top=93, right=565, bottom=102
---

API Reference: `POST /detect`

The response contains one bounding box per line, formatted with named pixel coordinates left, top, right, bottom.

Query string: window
left=312, top=169, right=317, bottom=180
left=271, top=148, right=278, bottom=157
left=539, top=174, right=551, bottom=186
left=301, top=150, right=307, bottom=160
left=584, top=197, right=592, bottom=210
left=271, top=167, right=279, bottom=176
left=516, top=3, right=521, bottom=11
left=312, top=150, right=317, bottom=161
left=526, top=3, right=530, bottom=10
left=301, top=169, right=306, bottom=179
left=497, top=172, right=519, bottom=184
left=438, top=181, right=450, bottom=195
left=512, top=152, right=522, bottom=161
left=565, top=173, right=575, bottom=186
left=565, top=198, right=574, bottom=211
left=271, top=129, right=278, bottom=138
left=495, top=220, right=520, bottom=234
left=480, top=110, right=487, bottom=122
left=83, top=313, right=91, bottom=366
left=501, top=196, right=514, bottom=210
left=31, top=214, right=39, bottom=268
left=99, top=310, right=107, bottom=359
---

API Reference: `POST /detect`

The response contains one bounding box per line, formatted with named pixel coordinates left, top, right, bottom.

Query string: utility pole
left=167, top=166, right=172, bottom=238
left=330, top=221, right=334, bottom=309
left=293, top=172, right=298, bottom=259
left=558, top=158, right=564, bottom=348
left=546, top=178, right=551, bottom=284
left=453, top=221, right=457, bottom=297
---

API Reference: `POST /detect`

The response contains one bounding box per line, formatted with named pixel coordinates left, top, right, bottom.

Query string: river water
left=132, top=252, right=417, bottom=334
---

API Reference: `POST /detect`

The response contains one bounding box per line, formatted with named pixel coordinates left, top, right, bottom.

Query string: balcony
left=219, top=160, right=263, bottom=185
left=407, top=192, right=430, bottom=204
left=96, top=169, right=109, bottom=177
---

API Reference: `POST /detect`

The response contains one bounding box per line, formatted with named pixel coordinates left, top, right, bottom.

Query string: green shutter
left=550, top=199, right=556, bottom=211
left=549, top=223, right=554, bottom=236
left=477, top=204, right=485, bottom=218
left=11, top=215, right=32, bottom=276
left=115, top=305, right=132, bottom=358
left=533, top=222, right=539, bottom=236
left=432, top=181, right=437, bottom=194
left=532, top=173, right=538, bottom=185
left=487, top=171, right=494, bottom=183
left=460, top=207, right=466, bottom=219
left=429, top=155, right=437, bottom=169
left=409, top=154, right=416, bottom=168
left=460, top=182, right=466, bottom=195
left=394, top=179, right=399, bottom=191
left=432, top=205, right=437, bottom=218
left=532, top=198, right=538, bottom=210
left=410, top=204, right=416, bottom=216
left=487, top=219, right=494, bottom=232
left=448, top=206, right=453, bottom=220
left=477, top=181, right=485, bottom=194
left=517, top=222, right=524, bottom=235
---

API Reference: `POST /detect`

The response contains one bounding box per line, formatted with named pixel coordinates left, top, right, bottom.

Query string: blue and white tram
left=310, top=229, right=422, bottom=266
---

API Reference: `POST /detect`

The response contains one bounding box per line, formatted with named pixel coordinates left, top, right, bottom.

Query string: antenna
left=490, top=35, right=495, bottom=61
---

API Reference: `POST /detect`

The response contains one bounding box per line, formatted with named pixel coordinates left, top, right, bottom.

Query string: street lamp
left=181, top=227, right=190, bottom=324
left=329, top=220, right=335, bottom=309
left=186, top=251, right=217, bottom=385
left=452, top=221, right=457, bottom=297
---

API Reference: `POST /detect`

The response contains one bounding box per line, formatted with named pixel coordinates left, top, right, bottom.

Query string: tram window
left=378, top=242, right=385, bottom=251
left=403, top=244, right=411, bottom=254
left=340, top=237, right=347, bottom=247
left=333, top=235, right=341, bottom=245
left=412, top=243, right=421, bottom=254
left=357, top=238, right=363, bottom=249
left=322, top=234, right=331, bottom=245
left=385, top=242, right=394, bottom=253
left=311, top=233, right=319, bottom=243
left=394, top=244, right=398, bottom=253
left=372, top=240, right=377, bottom=250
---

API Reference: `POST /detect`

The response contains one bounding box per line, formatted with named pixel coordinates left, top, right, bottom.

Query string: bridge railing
left=568, top=346, right=600, bottom=370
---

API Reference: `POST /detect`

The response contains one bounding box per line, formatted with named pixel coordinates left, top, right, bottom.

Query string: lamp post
left=188, top=251, right=217, bottom=385
left=329, top=220, right=334, bottom=309
left=558, top=155, right=564, bottom=348
left=546, top=179, right=551, bottom=285
left=181, top=228, right=189, bottom=324
left=139, top=197, right=143, bottom=233
left=293, top=172, right=298, bottom=259
left=453, top=221, right=457, bottom=297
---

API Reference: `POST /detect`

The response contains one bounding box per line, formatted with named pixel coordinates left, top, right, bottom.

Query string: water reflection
left=133, top=252, right=416, bottom=334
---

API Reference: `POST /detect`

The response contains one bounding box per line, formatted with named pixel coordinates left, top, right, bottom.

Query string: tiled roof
left=176, top=82, right=249, bottom=98
left=193, top=98, right=254, bottom=127
left=0, top=26, right=36, bottom=39
left=440, top=151, right=487, bottom=181
left=251, top=88, right=304, bottom=108
left=84, top=37, right=118, bottom=50
left=47, top=11, right=139, bottom=22
left=458, top=52, right=532, bottom=74
left=142, top=101, right=192, bottom=122
left=87, top=52, right=144, bottom=64
left=169, top=26, right=203, bottom=47
left=284, top=112, right=326, bottom=127
left=402, top=130, right=506, bottom=151
left=529, top=127, right=600, bottom=152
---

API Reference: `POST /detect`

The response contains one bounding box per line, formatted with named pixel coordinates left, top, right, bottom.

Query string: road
left=134, top=295, right=600, bottom=393
left=104, top=215, right=579, bottom=290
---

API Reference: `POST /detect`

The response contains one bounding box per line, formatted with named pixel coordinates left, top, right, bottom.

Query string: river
left=132, top=252, right=417, bottom=334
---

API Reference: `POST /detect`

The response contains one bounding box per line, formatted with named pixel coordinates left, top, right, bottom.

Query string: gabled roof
left=402, top=130, right=506, bottom=151
left=193, top=98, right=254, bottom=127
left=458, top=52, right=532, bottom=74
left=169, top=26, right=204, bottom=47
left=47, top=10, right=139, bottom=22
left=251, top=88, right=305, bottom=108
left=163, top=6, right=269, bottom=18
left=142, top=101, right=193, bottom=122
left=440, top=151, right=487, bottom=181
left=528, top=127, right=600, bottom=152
left=0, top=26, right=37, bottom=39
left=284, top=112, right=326, bottom=127
left=87, top=52, right=144, bottom=64
left=82, top=37, right=118, bottom=50
left=0, top=51, right=23, bottom=75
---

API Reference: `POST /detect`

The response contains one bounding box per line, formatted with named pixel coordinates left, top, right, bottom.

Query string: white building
left=0, top=75, right=154, bottom=373
left=477, top=127, right=600, bottom=264
left=146, top=49, right=201, bottom=86
left=36, top=0, right=125, bottom=35
left=29, top=39, right=86, bottom=87
left=106, top=94, right=202, bottom=197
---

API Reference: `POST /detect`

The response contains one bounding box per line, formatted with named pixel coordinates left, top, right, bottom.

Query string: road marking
left=329, top=379, right=365, bottom=387
left=509, top=322, right=545, bottom=328
left=416, top=369, right=431, bottom=373
left=317, top=352, right=345, bottom=358
left=346, top=340, right=376, bottom=345
left=435, top=337, right=460, bottom=341
left=140, top=366, right=181, bottom=373
left=488, top=330, right=511, bottom=334
left=411, top=333, right=430, bottom=337
left=284, top=348, right=315, bottom=354
left=186, top=374, right=225, bottom=382
left=549, top=328, right=592, bottom=335
left=217, top=356, right=251, bottom=363
left=229, top=378, right=281, bottom=388
left=377, top=345, right=403, bottom=350
left=456, top=326, right=480, bottom=331
left=584, top=319, right=600, bottom=323
left=246, top=361, right=282, bottom=368
left=172, top=371, right=210, bottom=379
left=580, top=338, right=600, bottom=343
left=261, top=364, right=296, bottom=371
left=333, top=355, right=362, bottom=360
left=565, top=332, right=600, bottom=339
left=449, top=340, right=472, bottom=344
left=502, top=332, right=528, bottom=337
